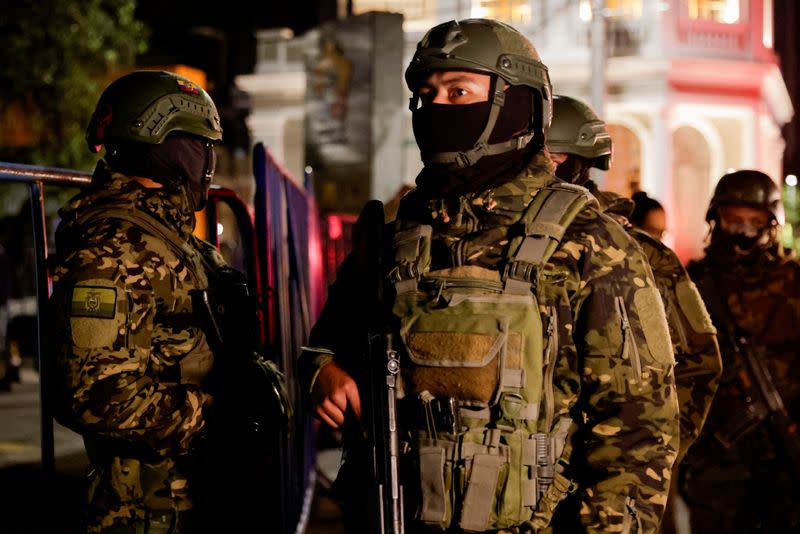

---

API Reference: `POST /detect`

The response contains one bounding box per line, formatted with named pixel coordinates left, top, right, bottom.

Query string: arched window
left=605, top=123, right=642, bottom=198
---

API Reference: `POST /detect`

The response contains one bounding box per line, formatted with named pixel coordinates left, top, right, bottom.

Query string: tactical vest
left=392, top=182, right=596, bottom=532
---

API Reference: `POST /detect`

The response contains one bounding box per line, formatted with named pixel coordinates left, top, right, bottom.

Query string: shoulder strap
left=503, top=182, right=597, bottom=294
left=78, top=207, right=211, bottom=289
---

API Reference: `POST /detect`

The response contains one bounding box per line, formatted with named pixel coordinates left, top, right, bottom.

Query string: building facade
left=242, top=0, right=792, bottom=261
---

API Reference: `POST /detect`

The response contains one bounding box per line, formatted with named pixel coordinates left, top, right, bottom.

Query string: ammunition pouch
left=405, top=417, right=575, bottom=532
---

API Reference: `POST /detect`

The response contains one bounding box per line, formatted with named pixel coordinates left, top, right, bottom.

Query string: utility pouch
left=460, top=452, right=507, bottom=532
left=397, top=268, right=539, bottom=407
left=419, top=443, right=449, bottom=525
left=417, top=438, right=456, bottom=529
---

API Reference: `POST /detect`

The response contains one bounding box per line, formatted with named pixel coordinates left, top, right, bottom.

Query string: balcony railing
left=575, top=18, right=649, bottom=57
left=675, top=18, right=749, bottom=58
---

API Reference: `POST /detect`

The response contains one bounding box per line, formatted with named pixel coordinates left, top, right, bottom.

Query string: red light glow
left=327, top=215, right=343, bottom=240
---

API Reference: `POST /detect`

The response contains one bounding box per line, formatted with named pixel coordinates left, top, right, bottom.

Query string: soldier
left=629, top=192, right=666, bottom=242
left=47, top=71, right=223, bottom=533
left=547, top=95, right=722, bottom=532
left=682, top=170, right=800, bottom=532
left=547, top=94, right=722, bottom=466
left=301, top=19, right=679, bottom=533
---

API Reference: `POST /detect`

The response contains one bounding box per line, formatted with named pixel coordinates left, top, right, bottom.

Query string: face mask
left=728, top=232, right=762, bottom=250
left=554, top=154, right=590, bottom=184
left=412, top=83, right=536, bottom=196
left=187, top=142, right=216, bottom=212
left=719, top=218, right=770, bottom=252
left=412, top=101, right=491, bottom=164
left=107, top=134, right=214, bottom=212
left=710, top=224, right=771, bottom=257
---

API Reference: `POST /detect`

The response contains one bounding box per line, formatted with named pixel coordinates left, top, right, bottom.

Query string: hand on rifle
left=312, top=361, right=362, bottom=429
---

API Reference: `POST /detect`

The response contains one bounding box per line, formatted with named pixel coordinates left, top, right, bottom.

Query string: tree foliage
left=0, top=0, right=148, bottom=170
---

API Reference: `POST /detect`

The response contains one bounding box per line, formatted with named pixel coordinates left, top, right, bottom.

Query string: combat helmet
left=405, top=19, right=552, bottom=168
left=547, top=95, right=612, bottom=170
left=706, top=170, right=784, bottom=225
left=86, top=70, right=222, bottom=153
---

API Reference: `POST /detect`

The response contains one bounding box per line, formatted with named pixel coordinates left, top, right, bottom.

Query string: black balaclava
left=106, top=133, right=216, bottom=211
left=710, top=219, right=773, bottom=255
left=705, top=220, right=782, bottom=275
left=554, top=154, right=591, bottom=185
left=412, top=82, right=538, bottom=197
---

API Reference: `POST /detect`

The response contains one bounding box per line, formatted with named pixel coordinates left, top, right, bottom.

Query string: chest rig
left=391, top=181, right=595, bottom=531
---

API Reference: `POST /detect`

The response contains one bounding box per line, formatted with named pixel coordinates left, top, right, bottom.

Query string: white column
left=235, top=70, right=308, bottom=181
left=652, top=104, right=672, bottom=212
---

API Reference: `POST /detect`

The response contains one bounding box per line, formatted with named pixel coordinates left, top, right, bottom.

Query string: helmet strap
left=425, top=77, right=534, bottom=168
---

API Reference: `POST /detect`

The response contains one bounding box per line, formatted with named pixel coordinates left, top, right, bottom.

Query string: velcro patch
left=634, top=287, right=675, bottom=366
left=676, top=280, right=717, bottom=335
left=71, top=286, right=117, bottom=319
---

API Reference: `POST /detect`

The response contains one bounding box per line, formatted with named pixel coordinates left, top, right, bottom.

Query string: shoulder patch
left=71, top=286, right=117, bottom=319
left=675, top=280, right=717, bottom=335
left=634, top=287, right=675, bottom=366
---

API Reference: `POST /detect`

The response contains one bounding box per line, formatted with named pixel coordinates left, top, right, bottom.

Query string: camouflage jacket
left=589, top=184, right=722, bottom=464
left=686, top=246, right=800, bottom=468
left=301, top=153, right=679, bottom=533
left=49, top=162, right=215, bottom=457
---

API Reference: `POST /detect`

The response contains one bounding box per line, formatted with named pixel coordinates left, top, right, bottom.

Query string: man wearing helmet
left=48, top=71, right=222, bottom=533
left=547, top=95, right=722, bottom=532
left=682, top=171, right=800, bottom=532
left=547, top=94, right=722, bottom=466
left=301, top=20, right=678, bottom=533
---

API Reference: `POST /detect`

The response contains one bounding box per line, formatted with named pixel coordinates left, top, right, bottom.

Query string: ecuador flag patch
left=71, top=286, right=117, bottom=319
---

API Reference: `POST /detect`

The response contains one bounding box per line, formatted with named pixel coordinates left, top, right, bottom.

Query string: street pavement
left=0, top=367, right=87, bottom=533
left=0, top=365, right=345, bottom=534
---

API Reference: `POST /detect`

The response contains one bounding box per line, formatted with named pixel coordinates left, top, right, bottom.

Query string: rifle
left=189, top=264, right=292, bottom=530
left=191, top=265, right=291, bottom=433
left=352, top=200, right=405, bottom=534
left=699, top=270, right=800, bottom=478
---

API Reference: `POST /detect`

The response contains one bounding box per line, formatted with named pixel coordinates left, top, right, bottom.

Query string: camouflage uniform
left=49, top=162, right=217, bottom=532
left=588, top=183, right=721, bottom=464
left=301, top=152, right=680, bottom=533
left=682, top=244, right=800, bottom=532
